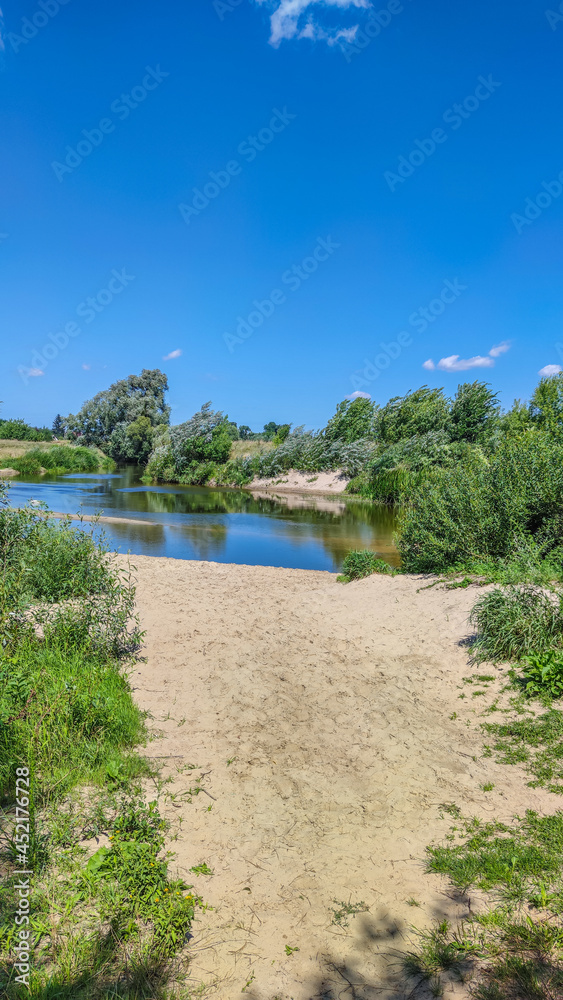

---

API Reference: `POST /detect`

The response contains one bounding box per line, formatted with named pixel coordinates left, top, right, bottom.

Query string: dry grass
left=229, top=439, right=275, bottom=460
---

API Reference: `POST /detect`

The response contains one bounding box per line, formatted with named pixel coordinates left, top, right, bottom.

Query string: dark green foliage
left=519, top=651, right=563, bottom=700
left=469, top=586, right=563, bottom=662
left=398, top=431, right=563, bottom=574
left=450, top=381, right=499, bottom=443
left=340, top=549, right=394, bottom=581
left=52, top=413, right=66, bottom=437
left=323, top=397, right=377, bottom=443
left=65, top=369, right=170, bottom=463
left=0, top=418, right=52, bottom=441
left=376, top=386, right=450, bottom=444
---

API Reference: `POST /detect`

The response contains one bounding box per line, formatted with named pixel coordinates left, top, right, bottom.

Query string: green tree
left=169, top=402, right=233, bottom=471
left=530, top=372, right=563, bottom=435
left=272, top=423, right=291, bottom=445
left=238, top=425, right=253, bottom=440
left=52, top=414, right=66, bottom=438
left=376, top=387, right=449, bottom=444
left=263, top=421, right=281, bottom=441
left=449, top=381, right=499, bottom=442
left=66, top=369, right=170, bottom=462
left=323, top=397, right=377, bottom=443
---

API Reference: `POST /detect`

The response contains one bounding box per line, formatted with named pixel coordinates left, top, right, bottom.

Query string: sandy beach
left=128, top=556, right=560, bottom=999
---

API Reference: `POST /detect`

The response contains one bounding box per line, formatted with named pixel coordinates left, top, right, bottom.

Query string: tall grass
left=8, top=445, right=112, bottom=476
left=0, top=482, right=200, bottom=996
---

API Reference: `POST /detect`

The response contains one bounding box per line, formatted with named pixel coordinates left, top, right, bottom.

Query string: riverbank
left=128, top=555, right=560, bottom=999
left=245, top=468, right=350, bottom=495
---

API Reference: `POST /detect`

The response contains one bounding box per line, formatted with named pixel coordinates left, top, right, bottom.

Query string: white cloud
left=82, top=363, right=91, bottom=370
left=26, top=368, right=44, bottom=377
left=424, top=341, right=512, bottom=373
left=489, top=340, right=511, bottom=358
left=424, top=355, right=495, bottom=373
left=346, top=390, right=371, bottom=400
left=257, top=0, right=370, bottom=47
left=539, top=364, right=562, bottom=377
left=163, top=349, right=182, bottom=360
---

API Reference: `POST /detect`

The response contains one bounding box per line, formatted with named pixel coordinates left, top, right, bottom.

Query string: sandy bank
left=128, top=557, right=559, bottom=999
left=16, top=509, right=157, bottom=526
left=246, top=468, right=350, bottom=495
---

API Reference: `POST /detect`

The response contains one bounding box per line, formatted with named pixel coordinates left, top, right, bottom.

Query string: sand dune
left=128, top=556, right=560, bottom=999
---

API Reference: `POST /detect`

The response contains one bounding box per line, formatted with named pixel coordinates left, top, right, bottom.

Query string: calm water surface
left=8, top=468, right=399, bottom=572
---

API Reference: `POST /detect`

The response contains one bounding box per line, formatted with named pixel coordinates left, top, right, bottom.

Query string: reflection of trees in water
left=98, top=520, right=166, bottom=553
left=169, top=522, right=228, bottom=561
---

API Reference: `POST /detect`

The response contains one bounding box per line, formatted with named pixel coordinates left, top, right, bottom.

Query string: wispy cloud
left=0, top=8, right=5, bottom=53
left=424, top=342, right=511, bottom=373
left=256, top=0, right=370, bottom=47
left=539, top=364, right=562, bottom=377
left=25, top=367, right=44, bottom=378
left=346, top=390, right=371, bottom=400
left=488, top=340, right=510, bottom=358
left=82, top=363, right=91, bottom=370
left=163, top=349, right=182, bottom=360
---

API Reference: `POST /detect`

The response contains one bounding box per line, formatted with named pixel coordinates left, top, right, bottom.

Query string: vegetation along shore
left=3, top=368, right=563, bottom=996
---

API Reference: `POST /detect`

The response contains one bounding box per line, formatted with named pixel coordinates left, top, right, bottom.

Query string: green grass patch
left=482, top=710, right=563, bottom=793
left=469, top=586, right=563, bottom=663
left=338, top=549, right=395, bottom=583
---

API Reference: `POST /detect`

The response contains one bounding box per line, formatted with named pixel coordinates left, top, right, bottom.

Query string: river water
left=7, top=468, right=399, bottom=572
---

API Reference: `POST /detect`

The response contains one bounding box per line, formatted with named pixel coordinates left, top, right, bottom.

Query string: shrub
left=398, top=431, right=563, bottom=574
left=0, top=418, right=52, bottom=441
left=519, top=651, right=563, bottom=700
left=9, top=445, right=107, bottom=476
left=469, top=586, right=563, bottom=662
left=340, top=549, right=394, bottom=581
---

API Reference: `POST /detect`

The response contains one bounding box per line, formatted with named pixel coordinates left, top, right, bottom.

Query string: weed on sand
left=403, top=809, right=563, bottom=999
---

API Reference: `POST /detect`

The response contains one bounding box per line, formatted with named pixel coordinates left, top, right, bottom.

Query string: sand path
left=129, top=556, right=560, bottom=999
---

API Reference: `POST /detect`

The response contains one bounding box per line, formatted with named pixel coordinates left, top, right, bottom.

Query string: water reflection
left=7, top=468, right=399, bottom=572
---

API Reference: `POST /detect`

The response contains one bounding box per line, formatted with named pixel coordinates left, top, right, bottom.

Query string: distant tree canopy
left=0, top=418, right=52, bottom=442
left=65, top=369, right=170, bottom=464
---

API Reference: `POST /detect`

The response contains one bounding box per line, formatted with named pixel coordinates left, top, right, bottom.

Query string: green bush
left=10, top=445, right=108, bottom=476
left=469, top=586, right=563, bottom=662
left=398, top=431, right=563, bottom=574
left=340, top=549, right=394, bottom=581
left=0, top=418, right=52, bottom=441
left=520, top=651, right=563, bottom=700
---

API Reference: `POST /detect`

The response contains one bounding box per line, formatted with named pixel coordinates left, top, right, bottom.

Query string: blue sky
left=1, top=0, right=562, bottom=431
